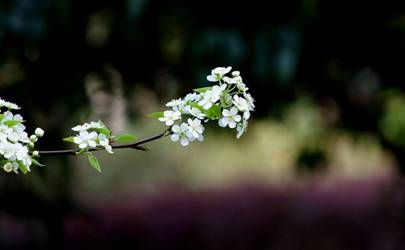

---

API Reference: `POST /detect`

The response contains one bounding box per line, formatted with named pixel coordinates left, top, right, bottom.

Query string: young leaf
left=115, top=134, right=137, bottom=143
left=147, top=112, right=164, bottom=118
left=194, top=87, right=212, bottom=93
left=189, top=102, right=204, bottom=111
left=18, top=162, right=28, bottom=174
left=32, top=159, right=45, bottom=167
left=76, top=148, right=88, bottom=155
left=4, top=120, right=21, bottom=127
left=63, top=137, right=75, bottom=143
left=203, top=104, right=221, bottom=119
left=87, top=154, right=102, bottom=173
left=95, top=127, right=111, bottom=136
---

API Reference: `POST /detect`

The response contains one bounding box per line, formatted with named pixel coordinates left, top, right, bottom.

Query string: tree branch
left=37, top=129, right=170, bottom=156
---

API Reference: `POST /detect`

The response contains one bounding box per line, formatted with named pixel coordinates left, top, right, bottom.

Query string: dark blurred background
left=1, top=0, right=405, bottom=249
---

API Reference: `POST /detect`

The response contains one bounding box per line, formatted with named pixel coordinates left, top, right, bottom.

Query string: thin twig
left=38, top=129, right=170, bottom=156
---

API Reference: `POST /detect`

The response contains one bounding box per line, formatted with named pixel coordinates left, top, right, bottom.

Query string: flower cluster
left=64, top=121, right=138, bottom=172
left=0, top=98, right=44, bottom=174
left=65, top=121, right=114, bottom=154
left=155, top=66, right=255, bottom=146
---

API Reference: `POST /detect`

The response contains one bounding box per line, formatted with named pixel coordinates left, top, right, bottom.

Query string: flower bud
left=30, top=135, right=38, bottom=142
left=3, top=162, right=13, bottom=173
left=231, top=71, right=240, bottom=77
left=35, top=128, right=44, bottom=137
left=29, top=142, right=34, bottom=148
left=32, top=151, right=39, bottom=157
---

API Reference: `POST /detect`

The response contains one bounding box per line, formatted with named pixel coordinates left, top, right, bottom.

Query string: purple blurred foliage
left=1, top=176, right=405, bottom=250
left=63, top=177, right=405, bottom=250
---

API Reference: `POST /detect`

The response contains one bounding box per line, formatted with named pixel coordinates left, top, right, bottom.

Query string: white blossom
left=184, top=93, right=201, bottom=102
left=30, top=135, right=38, bottom=142
left=237, top=82, right=248, bottom=92
left=73, top=131, right=98, bottom=149
left=3, top=162, right=13, bottom=173
left=89, top=121, right=105, bottom=129
left=35, top=128, right=45, bottom=137
left=244, top=93, right=255, bottom=110
left=183, top=106, right=205, bottom=120
left=170, top=123, right=193, bottom=146
left=218, top=107, right=241, bottom=129
left=153, top=66, right=255, bottom=146
left=207, top=66, right=232, bottom=82
left=158, top=110, right=181, bottom=126
left=166, top=98, right=184, bottom=108
left=236, top=119, right=248, bottom=139
left=72, top=123, right=91, bottom=132
left=0, top=98, right=20, bottom=110
left=232, top=95, right=250, bottom=112
left=69, top=121, right=114, bottom=155
left=198, top=84, right=226, bottom=109
left=0, top=98, right=44, bottom=174
left=16, top=145, right=31, bottom=168
left=232, top=95, right=251, bottom=119
left=187, top=118, right=204, bottom=140
left=98, top=133, right=113, bottom=154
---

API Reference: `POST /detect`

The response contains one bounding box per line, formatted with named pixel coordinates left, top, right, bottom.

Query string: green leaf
left=0, top=114, right=4, bottom=121
left=32, top=159, right=45, bottom=167
left=194, top=87, right=212, bottom=93
left=115, top=134, right=137, bottom=143
left=95, top=127, right=111, bottom=136
left=63, top=137, right=75, bottom=143
left=4, top=120, right=21, bottom=127
left=76, top=148, right=88, bottom=155
left=203, top=104, right=221, bottom=119
left=87, top=154, right=101, bottom=173
left=147, top=112, right=164, bottom=118
left=189, top=102, right=203, bottom=111
left=18, top=162, right=28, bottom=174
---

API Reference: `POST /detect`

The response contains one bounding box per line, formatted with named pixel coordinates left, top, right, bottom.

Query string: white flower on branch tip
left=184, top=106, right=205, bottom=120
left=207, top=66, right=232, bottom=82
left=98, top=133, right=113, bottom=154
left=232, top=95, right=250, bottom=111
left=184, top=93, right=201, bottom=102
left=232, top=71, right=240, bottom=77
left=232, top=95, right=251, bottom=119
left=35, top=128, right=44, bottom=137
left=198, top=84, right=226, bottom=110
left=3, top=162, right=13, bottom=173
left=0, top=98, right=20, bottom=110
left=223, top=75, right=241, bottom=84
left=237, top=81, right=248, bottom=92
left=236, top=119, right=248, bottom=139
left=73, top=131, right=98, bottom=149
left=2, top=111, right=23, bottom=122
left=244, top=93, right=255, bottom=110
left=2, top=162, right=19, bottom=173
left=187, top=118, right=204, bottom=140
left=159, top=110, right=181, bottom=126
left=0, top=142, right=31, bottom=169
left=166, top=98, right=186, bottom=112
left=30, top=135, right=38, bottom=142
left=166, top=98, right=184, bottom=108
left=89, top=121, right=105, bottom=129
left=72, top=123, right=91, bottom=132
left=218, top=107, right=241, bottom=129
left=170, top=123, right=193, bottom=146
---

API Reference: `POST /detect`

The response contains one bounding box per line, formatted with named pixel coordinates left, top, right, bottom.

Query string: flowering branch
left=38, top=129, right=170, bottom=156
left=0, top=66, right=255, bottom=174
